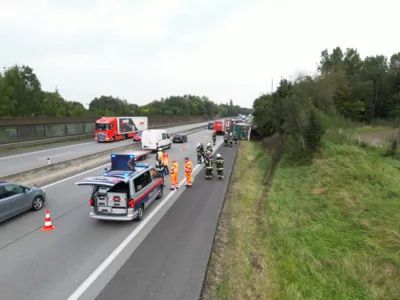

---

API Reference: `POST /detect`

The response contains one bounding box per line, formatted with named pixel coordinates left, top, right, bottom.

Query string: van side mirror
left=104, top=168, right=108, bottom=171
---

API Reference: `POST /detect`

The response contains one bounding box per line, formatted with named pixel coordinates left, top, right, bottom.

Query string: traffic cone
left=41, top=209, right=55, bottom=231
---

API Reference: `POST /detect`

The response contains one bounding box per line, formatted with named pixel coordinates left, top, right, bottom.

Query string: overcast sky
left=0, top=0, right=398, bottom=108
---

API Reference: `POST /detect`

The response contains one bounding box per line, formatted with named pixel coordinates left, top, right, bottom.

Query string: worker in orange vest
left=170, top=159, right=179, bottom=190
left=184, top=157, right=193, bottom=187
left=162, top=150, right=169, bottom=175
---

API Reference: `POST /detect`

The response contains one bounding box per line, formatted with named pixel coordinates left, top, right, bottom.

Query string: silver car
left=0, top=181, right=46, bottom=223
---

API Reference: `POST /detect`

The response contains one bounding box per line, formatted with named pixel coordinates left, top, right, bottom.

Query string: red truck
left=95, top=116, right=148, bottom=142
left=213, top=119, right=233, bottom=135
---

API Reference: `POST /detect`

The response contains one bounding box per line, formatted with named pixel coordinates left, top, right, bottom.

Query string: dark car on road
left=0, top=181, right=46, bottom=223
left=172, top=134, right=188, bottom=143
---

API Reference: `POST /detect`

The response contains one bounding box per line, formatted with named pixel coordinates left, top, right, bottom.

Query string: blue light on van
left=111, top=154, right=116, bottom=158
left=129, top=155, right=134, bottom=158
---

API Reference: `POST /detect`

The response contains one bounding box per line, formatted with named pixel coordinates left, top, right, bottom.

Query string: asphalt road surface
left=0, top=129, right=232, bottom=300
left=0, top=122, right=209, bottom=177
left=96, top=142, right=238, bottom=300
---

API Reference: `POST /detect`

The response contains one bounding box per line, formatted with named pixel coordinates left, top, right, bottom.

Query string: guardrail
left=0, top=120, right=207, bottom=150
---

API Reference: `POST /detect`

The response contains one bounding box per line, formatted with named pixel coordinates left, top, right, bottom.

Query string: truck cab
left=75, top=154, right=163, bottom=221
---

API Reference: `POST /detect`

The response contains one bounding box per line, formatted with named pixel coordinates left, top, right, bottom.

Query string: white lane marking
left=0, top=142, right=94, bottom=160
left=66, top=138, right=224, bottom=300
left=38, top=152, right=71, bottom=160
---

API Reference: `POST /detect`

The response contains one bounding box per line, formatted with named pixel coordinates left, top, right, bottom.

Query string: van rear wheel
left=135, top=204, right=144, bottom=221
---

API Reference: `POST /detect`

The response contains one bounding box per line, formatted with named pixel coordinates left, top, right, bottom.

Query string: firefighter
left=184, top=157, right=193, bottom=187
left=170, top=159, right=179, bottom=190
left=199, top=142, right=206, bottom=161
left=228, top=133, right=233, bottom=147
left=196, top=143, right=203, bottom=164
left=233, top=131, right=238, bottom=144
left=204, top=152, right=214, bottom=180
left=212, top=132, right=216, bottom=146
left=223, top=132, right=229, bottom=146
left=155, top=157, right=166, bottom=187
left=162, top=150, right=169, bottom=174
left=206, top=142, right=213, bottom=153
left=215, top=153, right=224, bottom=179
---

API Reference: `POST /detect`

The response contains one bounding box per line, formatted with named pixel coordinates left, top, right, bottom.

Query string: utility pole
left=271, top=77, right=274, bottom=94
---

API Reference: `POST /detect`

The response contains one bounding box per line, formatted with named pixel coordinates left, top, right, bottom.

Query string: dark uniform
left=228, top=134, right=233, bottom=147
left=233, top=132, right=238, bottom=144
left=155, top=159, right=166, bottom=187
left=205, top=154, right=214, bottom=179
left=223, top=133, right=228, bottom=146
left=215, top=155, right=224, bottom=179
left=196, top=144, right=203, bottom=163
left=212, top=133, right=216, bottom=145
left=206, top=145, right=213, bottom=153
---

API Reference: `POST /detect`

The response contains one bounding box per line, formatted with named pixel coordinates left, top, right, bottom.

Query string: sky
left=0, top=0, right=398, bottom=108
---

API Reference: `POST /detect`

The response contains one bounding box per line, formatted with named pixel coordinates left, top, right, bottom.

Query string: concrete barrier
left=1, top=125, right=207, bottom=187
left=0, top=120, right=207, bottom=150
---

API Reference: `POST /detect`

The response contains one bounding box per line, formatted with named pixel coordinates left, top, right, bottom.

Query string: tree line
left=0, top=64, right=252, bottom=119
left=252, top=47, right=400, bottom=154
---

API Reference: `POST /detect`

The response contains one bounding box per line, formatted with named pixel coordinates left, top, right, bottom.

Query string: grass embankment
left=201, top=137, right=400, bottom=300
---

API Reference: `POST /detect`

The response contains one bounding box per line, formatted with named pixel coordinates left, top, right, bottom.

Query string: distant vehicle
left=133, top=131, right=142, bottom=142
left=0, top=181, right=46, bottom=223
left=141, top=129, right=171, bottom=152
left=75, top=154, right=163, bottom=221
left=172, top=134, right=188, bottom=143
left=95, top=116, right=148, bottom=143
left=208, top=122, right=214, bottom=130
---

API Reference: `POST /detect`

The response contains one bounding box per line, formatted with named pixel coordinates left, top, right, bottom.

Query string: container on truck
left=233, top=123, right=252, bottom=140
left=95, top=117, right=148, bottom=142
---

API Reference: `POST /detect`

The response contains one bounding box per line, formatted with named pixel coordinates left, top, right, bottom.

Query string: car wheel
left=156, top=186, right=163, bottom=199
left=135, top=204, right=144, bottom=221
left=32, top=196, right=44, bottom=211
left=168, top=143, right=171, bottom=149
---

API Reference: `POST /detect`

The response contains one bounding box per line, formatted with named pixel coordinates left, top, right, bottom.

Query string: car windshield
left=96, top=123, right=110, bottom=130
left=174, top=135, right=182, bottom=137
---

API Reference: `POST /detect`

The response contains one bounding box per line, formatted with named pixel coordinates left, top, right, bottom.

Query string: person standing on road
left=184, top=157, right=193, bottom=187
left=155, top=157, right=166, bottom=187
left=215, top=153, right=224, bottom=179
left=212, top=132, right=216, bottom=146
left=156, top=148, right=163, bottom=160
left=170, top=159, right=179, bottom=190
left=162, top=150, right=169, bottom=175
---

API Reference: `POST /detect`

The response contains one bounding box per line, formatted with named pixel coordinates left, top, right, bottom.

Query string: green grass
left=202, top=137, right=400, bottom=300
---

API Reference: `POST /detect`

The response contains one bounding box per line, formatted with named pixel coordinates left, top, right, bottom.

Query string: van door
left=132, top=170, right=155, bottom=210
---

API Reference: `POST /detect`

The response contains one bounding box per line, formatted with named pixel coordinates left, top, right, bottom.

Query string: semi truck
left=94, top=116, right=148, bottom=142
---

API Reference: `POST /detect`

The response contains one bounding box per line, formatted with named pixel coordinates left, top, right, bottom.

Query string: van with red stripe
left=75, top=154, right=163, bottom=221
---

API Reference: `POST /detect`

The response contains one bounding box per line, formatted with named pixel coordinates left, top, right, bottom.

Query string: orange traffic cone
left=41, top=209, right=55, bottom=231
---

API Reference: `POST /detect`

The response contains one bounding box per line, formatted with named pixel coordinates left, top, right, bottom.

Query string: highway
left=0, top=122, right=208, bottom=177
left=0, top=129, right=236, bottom=300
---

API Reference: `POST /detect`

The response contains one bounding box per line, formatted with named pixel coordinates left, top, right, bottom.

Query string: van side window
left=162, top=133, right=166, bottom=139
left=166, top=133, right=170, bottom=139
left=133, top=171, right=153, bottom=192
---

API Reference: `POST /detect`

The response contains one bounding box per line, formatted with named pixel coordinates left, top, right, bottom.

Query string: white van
left=141, top=129, right=171, bottom=152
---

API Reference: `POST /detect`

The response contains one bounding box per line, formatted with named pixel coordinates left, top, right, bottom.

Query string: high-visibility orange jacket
left=184, top=161, right=192, bottom=173
left=163, top=153, right=169, bottom=166
left=171, top=161, right=178, bottom=174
